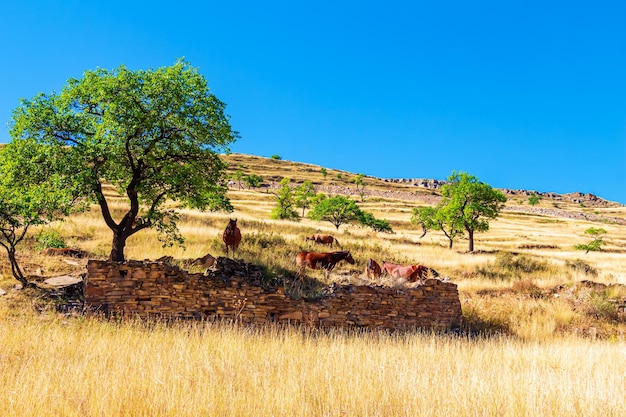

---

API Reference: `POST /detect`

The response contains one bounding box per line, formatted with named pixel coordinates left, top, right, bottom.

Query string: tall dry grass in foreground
left=1, top=302, right=625, bottom=417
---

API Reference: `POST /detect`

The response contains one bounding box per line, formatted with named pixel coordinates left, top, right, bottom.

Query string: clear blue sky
left=1, top=1, right=625, bottom=203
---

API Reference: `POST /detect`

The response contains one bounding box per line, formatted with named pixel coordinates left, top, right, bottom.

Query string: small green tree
left=412, top=171, right=506, bottom=251
left=0, top=139, right=82, bottom=286
left=308, top=195, right=362, bottom=230
left=270, top=178, right=300, bottom=220
left=411, top=205, right=464, bottom=248
left=231, top=168, right=245, bottom=189
left=410, top=206, right=437, bottom=238
left=352, top=173, right=366, bottom=201
left=243, top=174, right=263, bottom=189
left=295, top=180, right=315, bottom=217
left=575, top=227, right=608, bottom=254
left=441, top=171, right=506, bottom=252
left=528, top=194, right=541, bottom=206
left=320, top=167, right=328, bottom=178
left=359, top=211, right=393, bottom=233
left=271, top=155, right=282, bottom=160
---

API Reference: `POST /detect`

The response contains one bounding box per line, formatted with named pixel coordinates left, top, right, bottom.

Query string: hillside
left=222, top=153, right=626, bottom=225
left=1, top=151, right=626, bottom=340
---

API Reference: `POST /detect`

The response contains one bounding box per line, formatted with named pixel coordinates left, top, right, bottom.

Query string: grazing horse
left=305, top=234, right=340, bottom=248
left=382, top=261, right=440, bottom=282
left=295, top=250, right=355, bottom=277
left=365, top=258, right=382, bottom=279
left=222, top=218, right=242, bottom=257
left=382, top=261, right=419, bottom=281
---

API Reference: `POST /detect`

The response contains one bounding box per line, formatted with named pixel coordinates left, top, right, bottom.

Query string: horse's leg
left=296, top=262, right=306, bottom=278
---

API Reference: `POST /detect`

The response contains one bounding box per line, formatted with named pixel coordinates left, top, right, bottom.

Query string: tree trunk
left=109, top=229, right=128, bottom=262
left=468, top=229, right=475, bottom=252
left=8, top=247, right=29, bottom=287
left=448, top=238, right=453, bottom=249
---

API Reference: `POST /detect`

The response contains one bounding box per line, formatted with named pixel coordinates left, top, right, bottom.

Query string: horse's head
left=344, top=250, right=355, bottom=264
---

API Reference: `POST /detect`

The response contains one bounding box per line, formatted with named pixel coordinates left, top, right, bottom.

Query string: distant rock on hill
left=382, top=178, right=622, bottom=208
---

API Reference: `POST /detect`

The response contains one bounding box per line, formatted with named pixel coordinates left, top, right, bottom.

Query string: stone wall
left=84, top=258, right=463, bottom=331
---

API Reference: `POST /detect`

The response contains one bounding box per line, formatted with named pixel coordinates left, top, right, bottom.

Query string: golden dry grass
left=1, top=302, right=626, bottom=417
left=1, top=153, right=626, bottom=416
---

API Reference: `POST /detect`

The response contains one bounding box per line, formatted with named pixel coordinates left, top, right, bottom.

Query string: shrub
left=243, top=232, right=286, bottom=249
left=587, top=293, right=619, bottom=320
left=565, top=259, right=598, bottom=277
left=35, top=228, right=67, bottom=250
left=495, top=251, right=546, bottom=274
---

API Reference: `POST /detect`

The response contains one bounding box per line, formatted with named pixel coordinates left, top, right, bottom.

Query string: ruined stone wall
left=84, top=259, right=463, bottom=331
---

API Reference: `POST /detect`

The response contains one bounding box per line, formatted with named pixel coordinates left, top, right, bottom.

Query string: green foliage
left=320, top=167, right=327, bottom=178
left=270, top=178, right=300, bottom=221
left=351, top=173, right=366, bottom=201
left=587, top=293, right=619, bottom=320
left=35, top=228, right=67, bottom=250
left=358, top=211, right=393, bottom=233
left=270, top=155, right=282, bottom=160
left=231, top=169, right=245, bottom=189
left=243, top=174, right=263, bottom=189
left=0, top=139, right=82, bottom=284
left=575, top=227, right=607, bottom=254
left=528, top=194, right=541, bottom=206
left=311, top=192, right=327, bottom=206
left=9, top=59, right=238, bottom=261
left=308, top=195, right=361, bottom=230
left=413, top=171, right=506, bottom=251
left=294, top=180, right=315, bottom=217
left=411, top=205, right=463, bottom=248
left=336, top=173, right=342, bottom=180
left=411, top=206, right=439, bottom=239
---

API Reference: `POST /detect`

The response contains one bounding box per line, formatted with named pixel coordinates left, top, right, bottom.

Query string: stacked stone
left=85, top=259, right=463, bottom=330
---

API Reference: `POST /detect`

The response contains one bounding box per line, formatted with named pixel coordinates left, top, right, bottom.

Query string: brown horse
left=382, top=261, right=419, bottom=280
left=365, top=258, right=382, bottom=278
left=382, top=261, right=439, bottom=282
left=295, top=250, right=355, bottom=277
left=222, top=218, right=242, bottom=257
left=305, top=234, right=340, bottom=248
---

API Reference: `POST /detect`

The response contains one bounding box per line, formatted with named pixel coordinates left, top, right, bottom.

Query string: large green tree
left=9, top=59, right=238, bottom=261
left=413, top=171, right=506, bottom=252
left=445, top=171, right=506, bottom=251
left=0, top=139, right=82, bottom=286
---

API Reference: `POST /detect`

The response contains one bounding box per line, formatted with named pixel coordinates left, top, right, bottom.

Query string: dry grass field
left=1, top=153, right=626, bottom=416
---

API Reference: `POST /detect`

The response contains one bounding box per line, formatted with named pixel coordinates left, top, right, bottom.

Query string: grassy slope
left=2, top=153, right=626, bottom=337
left=1, top=153, right=626, bottom=416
